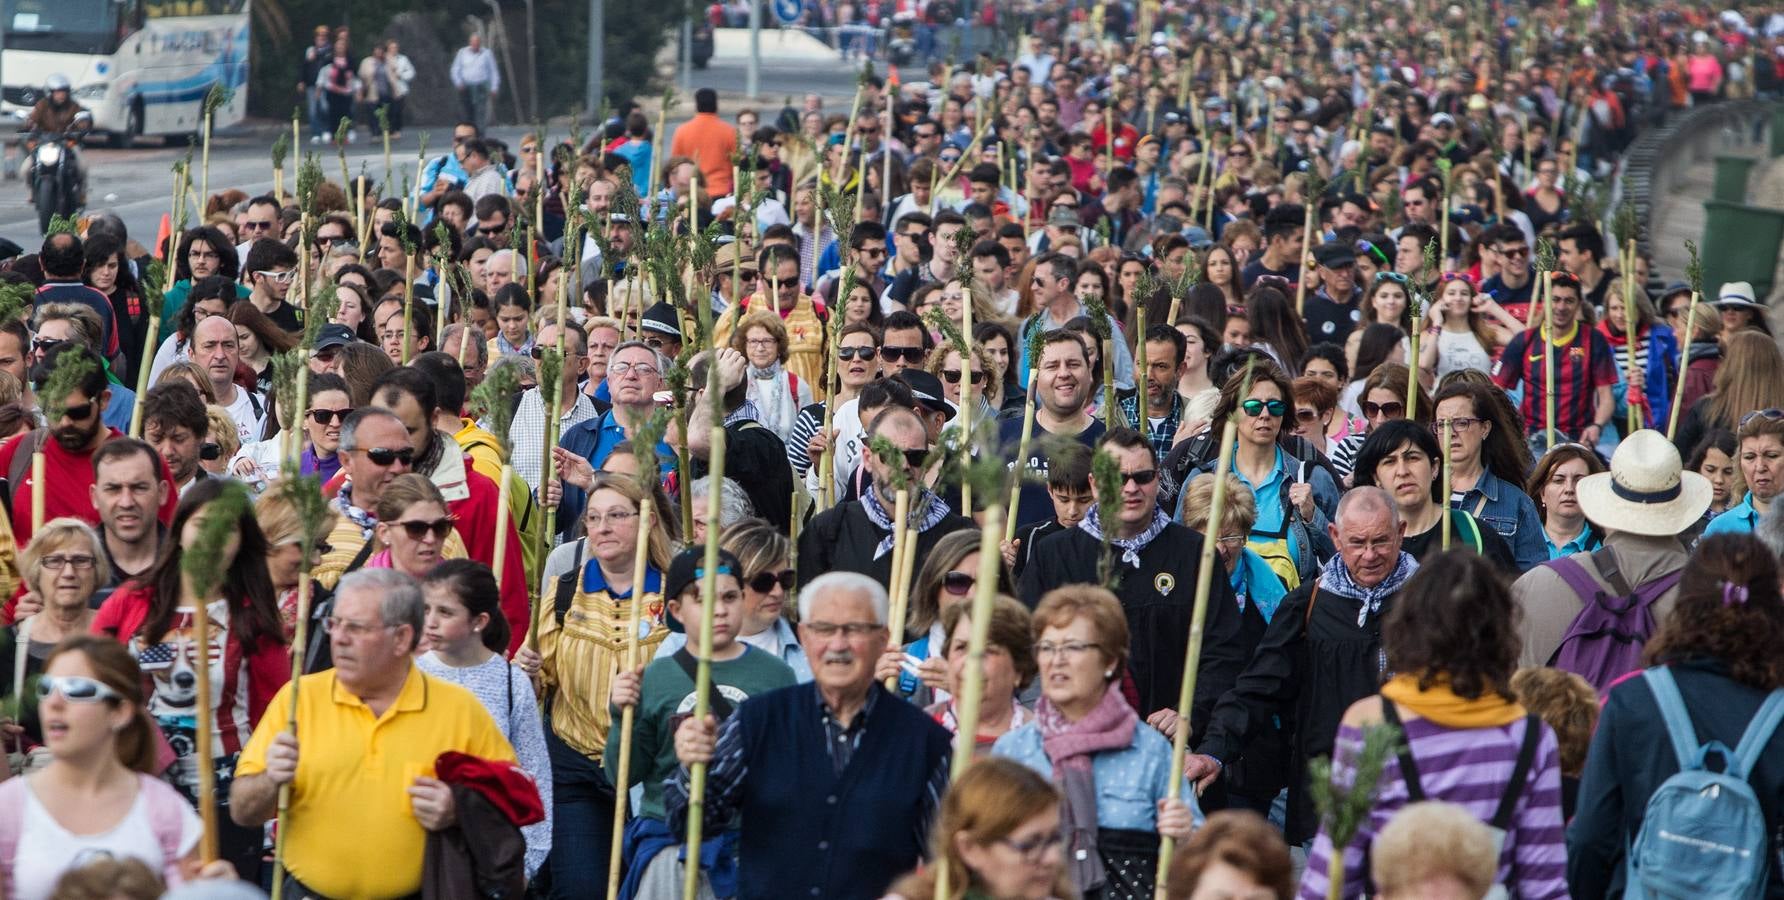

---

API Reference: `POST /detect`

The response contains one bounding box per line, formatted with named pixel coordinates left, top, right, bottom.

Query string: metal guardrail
left=1620, top=98, right=1774, bottom=289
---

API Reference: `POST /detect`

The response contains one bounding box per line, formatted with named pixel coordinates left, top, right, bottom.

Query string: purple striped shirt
left=1298, top=712, right=1571, bottom=900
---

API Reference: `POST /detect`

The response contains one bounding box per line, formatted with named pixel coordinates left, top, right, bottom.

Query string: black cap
left=1313, top=241, right=1357, bottom=269
left=314, top=323, right=356, bottom=351
left=895, top=370, right=957, bottom=418
left=641, top=302, right=683, bottom=340
left=663, top=546, right=744, bottom=633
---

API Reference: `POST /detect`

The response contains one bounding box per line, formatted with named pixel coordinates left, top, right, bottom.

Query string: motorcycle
left=25, top=111, right=91, bottom=234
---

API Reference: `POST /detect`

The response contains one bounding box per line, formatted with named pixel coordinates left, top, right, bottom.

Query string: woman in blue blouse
left=1525, top=443, right=1606, bottom=559
left=1434, top=379, right=1547, bottom=571
left=994, top=586, right=1194, bottom=900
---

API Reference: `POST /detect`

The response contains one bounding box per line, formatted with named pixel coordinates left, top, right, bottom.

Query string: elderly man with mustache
left=667, top=571, right=952, bottom=900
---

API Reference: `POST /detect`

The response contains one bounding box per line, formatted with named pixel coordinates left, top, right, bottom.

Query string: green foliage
left=537, top=347, right=565, bottom=397
left=924, top=308, right=967, bottom=356
left=1307, top=721, right=1402, bottom=856
left=138, top=261, right=167, bottom=316
left=39, top=348, right=96, bottom=422
left=296, top=153, right=324, bottom=216
left=300, top=277, right=341, bottom=350
left=271, top=129, right=291, bottom=174
left=1612, top=177, right=1638, bottom=248
left=469, top=356, right=523, bottom=460
left=818, top=182, right=856, bottom=240
left=44, top=215, right=78, bottom=236
left=0, top=281, right=33, bottom=330
left=952, top=225, right=977, bottom=288
left=628, top=407, right=672, bottom=496
left=1685, top=239, right=1703, bottom=295
left=1090, top=447, right=1123, bottom=586
left=201, top=84, right=235, bottom=123
left=1535, top=237, right=1557, bottom=276
left=390, top=206, right=417, bottom=255
left=866, top=434, right=912, bottom=496
left=270, top=350, right=309, bottom=433
left=182, top=481, right=251, bottom=600
left=1079, top=293, right=1113, bottom=342
left=374, top=106, right=391, bottom=136
left=274, top=473, right=331, bottom=556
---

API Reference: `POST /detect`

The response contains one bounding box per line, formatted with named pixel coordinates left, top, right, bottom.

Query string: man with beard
left=361, top=367, right=529, bottom=652
left=1117, top=324, right=1189, bottom=458
left=141, top=380, right=211, bottom=496
left=1017, top=427, right=1253, bottom=729
left=0, top=343, right=177, bottom=546
left=799, top=404, right=974, bottom=584
left=1000, top=330, right=1107, bottom=530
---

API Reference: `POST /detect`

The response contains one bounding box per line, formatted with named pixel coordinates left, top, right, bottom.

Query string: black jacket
left=1568, top=660, right=1784, bottom=899
left=1015, top=523, right=1258, bottom=732
left=1194, top=572, right=1403, bottom=843
left=691, top=417, right=794, bottom=531
left=797, top=498, right=976, bottom=586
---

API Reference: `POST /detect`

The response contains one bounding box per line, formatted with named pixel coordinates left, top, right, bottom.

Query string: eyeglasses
left=316, top=233, right=348, bottom=246
left=322, top=616, right=400, bottom=638
left=36, top=675, right=121, bottom=704
left=941, top=369, right=986, bottom=385
left=881, top=346, right=926, bottom=363
left=942, top=571, right=976, bottom=596
left=608, top=362, right=660, bottom=378
left=1740, top=409, right=1784, bottom=427
left=393, top=516, right=456, bottom=541
left=585, top=508, right=638, bottom=529
left=803, top=621, right=884, bottom=639
left=1432, top=417, right=1482, bottom=432
left=940, top=154, right=962, bottom=164
left=242, top=220, right=276, bottom=233
left=41, top=554, right=96, bottom=571
left=1214, top=534, right=1248, bottom=548
left=1033, top=640, right=1096, bottom=659
left=1240, top=398, right=1287, bottom=418
left=901, top=448, right=931, bottom=470
left=998, top=830, right=1066, bottom=861
left=255, top=269, right=296, bottom=284
left=59, top=402, right=94, bottom=422
left=1294, top=408, right=1321, bottom=422
left=837, top=346, right=877, bottom=361
left=351, top=446, right=415, bottom=466
left=747, top=569, right=797, bottom=594
left=309, top=407, right=354, bottom=425
left=1362, top=400, right=1406, bottom=419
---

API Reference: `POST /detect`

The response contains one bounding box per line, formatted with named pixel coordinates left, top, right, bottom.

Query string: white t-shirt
left=11, top=776, right=202, bottom=900
left=220, top=385, right=267, bottom=444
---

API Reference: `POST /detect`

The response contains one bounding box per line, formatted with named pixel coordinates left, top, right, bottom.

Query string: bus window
left=5, top=0, right=124, bottom=54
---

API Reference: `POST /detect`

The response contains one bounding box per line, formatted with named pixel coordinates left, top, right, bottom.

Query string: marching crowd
left=2, top=0, right=1784, bottom=899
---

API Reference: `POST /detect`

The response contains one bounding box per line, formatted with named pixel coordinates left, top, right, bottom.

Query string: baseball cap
left=1047, top=206, right=1080, bottom=227
left=663, top=546, right=744, bottom=632
left=1431, top=112, right=1457, bottom=128
left=314, top=323, right=356, bottom=351
left=1313, top=241, right=1358, bottom=269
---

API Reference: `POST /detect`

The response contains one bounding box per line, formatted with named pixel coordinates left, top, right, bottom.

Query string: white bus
left=0, top=0, right=247, bottom=146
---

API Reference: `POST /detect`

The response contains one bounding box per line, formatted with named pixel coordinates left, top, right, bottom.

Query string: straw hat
left=1575, top=430, right=1712, bottom=536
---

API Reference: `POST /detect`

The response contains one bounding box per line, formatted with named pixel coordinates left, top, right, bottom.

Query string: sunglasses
left=1363, top=400, right=1406, bottom=419
left=881, top=346, right=926, bottom=363
left=1497, top=246, right=1530, bottom=258
left=355, top=446, right=415, bottom=466
left=838, top=346, right=877, bottom=361
left=1240, top=398, right=1287, bottom=418
left=200, top=442, right=221, bottom=461
left=901, top=449, right=931, bottom=470
left=1438, top=272, right=1475, bottom=285
left=1374, top=271, right=1409, bottom=285
left=37, top=675, right=121, bottom=704
left=748, top=569, right=797, bottom=594
left=1295, top=408, right=1322, bottom=422
left=941, top=369, right=986, bottom=385
left=393, top=517, right=456, bottom=540
left=1120, top=469, right=1158, bottom=486
left=942, top=571, right=976, bottom=596
left=59, top=402, right=93, bottom=422
left=1740, top=408, right=1784, bottom=427
left=309, top=407, right=354, bottom=425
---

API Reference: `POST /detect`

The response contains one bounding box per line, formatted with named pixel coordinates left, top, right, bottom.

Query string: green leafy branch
left=469, top=357, right=523, bottom=459
left=45, top=215, right=78, bottom=236
left=1307, top=721, right=1402, bottom=885
left=182, top=481, right=250, bottom=600
left=925, top=307, right=968, bottom=356
left=1685, top=239, right=1702, bottom=296
left=271, top=130, right=291, bottom=176
left=1090, top=446, right=1123, bottom=586
left=38, top=347, right=96, bottom=423
left=296, top=153, right=324, bottom=219
left=201, top=84, right=235, bottom=123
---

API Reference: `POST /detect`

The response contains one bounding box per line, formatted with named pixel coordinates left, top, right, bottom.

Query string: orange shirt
left=669, top=112, right=739, bottom=196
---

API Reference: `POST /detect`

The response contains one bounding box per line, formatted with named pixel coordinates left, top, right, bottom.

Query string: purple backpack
left=1544, top=547, right=1683, bottom=694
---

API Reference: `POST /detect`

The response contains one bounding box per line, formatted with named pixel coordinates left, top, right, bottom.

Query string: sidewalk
left=1648, top=122, right=1784, bottom=302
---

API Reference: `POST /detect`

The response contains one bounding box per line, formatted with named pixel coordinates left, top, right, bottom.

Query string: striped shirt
left=1298, top=713, right=1570, bottom=899
left=1492, top=322, right=1617, bottom=439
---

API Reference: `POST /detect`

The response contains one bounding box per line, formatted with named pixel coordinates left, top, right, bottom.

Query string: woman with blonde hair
left=154, top=362, right=216, bottom=404
left=1179, top=472, right=1285, bottom=623
left=728, top=309, right=811, bottom=443
left=928, top=342, right=998, bottom=424
left=254, top=487, right=339, bottom=642
left=883, top=757, right=1076, bottom=900
left=370, top=473, right=467, bottom=578
left=201, top=406, right=240, bottom=478
left=881, top=529, right=1013, bottom=705
left=1369, top=802, right=1500, bottom=900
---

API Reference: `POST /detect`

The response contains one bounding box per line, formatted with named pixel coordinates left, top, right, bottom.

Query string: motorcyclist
left=23, top=75, right=89, bottom=204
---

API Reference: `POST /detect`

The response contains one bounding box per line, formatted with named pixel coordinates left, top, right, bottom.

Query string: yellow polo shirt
left=236, top=665, right=516, bottom=899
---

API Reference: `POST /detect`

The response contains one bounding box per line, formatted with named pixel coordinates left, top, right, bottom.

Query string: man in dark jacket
left=687, top=347, right=795, bottom=531
left=798, top=404, right=975, bottom=585
left=1018, top=427, right=1258, bottom=735
left=1184, top=486, right=1419, bottom=844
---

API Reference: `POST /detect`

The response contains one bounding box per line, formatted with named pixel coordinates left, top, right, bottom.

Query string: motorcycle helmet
left=45, top=74, right=70, bottom=92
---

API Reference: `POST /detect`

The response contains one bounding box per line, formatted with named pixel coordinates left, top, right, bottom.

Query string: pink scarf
left=1036, top=686, right=1138, bottom=892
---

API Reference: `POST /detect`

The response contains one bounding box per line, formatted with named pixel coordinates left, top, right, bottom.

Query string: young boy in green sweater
left=605, top=546, right=795, bottom=899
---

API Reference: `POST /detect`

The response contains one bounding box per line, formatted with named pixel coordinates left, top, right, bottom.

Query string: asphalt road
left=0, top=54, right=862, bottom=249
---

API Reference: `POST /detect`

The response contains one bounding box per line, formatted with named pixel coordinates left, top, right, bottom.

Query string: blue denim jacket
left=993, top=716, right=1202, bottom=831
left=1453, top=468, right=1548, bottom=572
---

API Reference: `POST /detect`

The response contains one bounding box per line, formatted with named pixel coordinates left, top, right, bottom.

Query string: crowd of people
left=0, top=0, right=1783, bottom=898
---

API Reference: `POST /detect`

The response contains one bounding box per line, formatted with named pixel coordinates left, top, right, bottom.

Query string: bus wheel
left=111, top=102, right=142, bottom=149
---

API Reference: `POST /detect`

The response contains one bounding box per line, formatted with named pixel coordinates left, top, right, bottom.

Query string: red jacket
left=0, top=427, right=180, bottom=548
left=92, top=583, right=289, bottom=755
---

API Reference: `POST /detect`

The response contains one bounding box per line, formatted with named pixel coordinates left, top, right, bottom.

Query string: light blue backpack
left=1624, top=666, right=1784, bottom=899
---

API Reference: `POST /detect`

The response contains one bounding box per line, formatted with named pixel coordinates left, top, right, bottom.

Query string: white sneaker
left=310, top=135, right=322, bottom=145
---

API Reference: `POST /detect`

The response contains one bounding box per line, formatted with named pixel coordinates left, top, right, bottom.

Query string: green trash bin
left=1772, top=104, right=1784, bottom=157
left=1702, top=198, right=1784, bottom=301
left=1714, top=156, right=1758, bottom=202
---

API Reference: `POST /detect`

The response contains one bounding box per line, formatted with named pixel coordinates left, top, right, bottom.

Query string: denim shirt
left=1453, top=468, right=1548, bottom=572
left=993, top=716, right=1202, bottom=831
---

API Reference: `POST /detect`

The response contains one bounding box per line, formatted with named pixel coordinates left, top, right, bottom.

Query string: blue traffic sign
left=772, top=0, right=803, bottom=24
